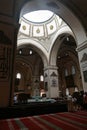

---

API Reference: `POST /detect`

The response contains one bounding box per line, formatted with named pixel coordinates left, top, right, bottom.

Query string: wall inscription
left=0, top=31, right=12, bottom=81
left=0, top=47, right=11, bottom=80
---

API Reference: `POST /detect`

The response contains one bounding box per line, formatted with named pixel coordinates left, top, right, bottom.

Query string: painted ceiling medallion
left=22, top=25, right=26, bottom=30
left=36, top=28, right=40, bottom=33
left=50, top=25, right=54, bottom=30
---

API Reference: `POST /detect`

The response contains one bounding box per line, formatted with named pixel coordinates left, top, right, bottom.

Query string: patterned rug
left=0, top=111, right=87, bottom=130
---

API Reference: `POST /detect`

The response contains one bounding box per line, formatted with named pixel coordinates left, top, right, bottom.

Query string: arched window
left=75, top=86, right=78, bottom=92
left=40, top=75, right=44, bottom=81
left=66, top=88, right=69, bottom=96
left=16, top=73, right=21, bottom=79
left=72, top=65, right=75, bottom=75
left=65, top=69, right=68, bottom=76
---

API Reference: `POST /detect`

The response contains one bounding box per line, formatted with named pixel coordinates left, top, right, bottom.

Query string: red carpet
left=0, top=111, right=87, bottom=130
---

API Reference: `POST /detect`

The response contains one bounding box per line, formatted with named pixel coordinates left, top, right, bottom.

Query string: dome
left=19, top=10, right=63, bottom=38
left=23, top=10, right=54, bottom=23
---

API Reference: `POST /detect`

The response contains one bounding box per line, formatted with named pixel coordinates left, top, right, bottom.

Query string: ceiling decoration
left=20, top=20, right=30, bottom=36
left=33, top=25, right=44, bottom=37
left=23, top=10, right=54, bottom=23
left=19, top=11, right=63, bottom=39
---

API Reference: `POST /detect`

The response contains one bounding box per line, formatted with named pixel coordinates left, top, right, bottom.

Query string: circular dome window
left=23, top=10, right=54, bottom=23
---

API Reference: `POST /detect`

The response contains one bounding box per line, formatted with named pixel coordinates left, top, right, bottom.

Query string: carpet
left=0, top=111, right=87, bottom=130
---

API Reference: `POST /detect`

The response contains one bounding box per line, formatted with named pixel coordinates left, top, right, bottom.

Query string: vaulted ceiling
left=59, top=0, right=87, bottom=32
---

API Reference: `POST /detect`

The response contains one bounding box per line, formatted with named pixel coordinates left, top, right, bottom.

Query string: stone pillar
left=32, top=76, right=40, bottom=96
left=77, top=41, right=87, bottom=92
left=44, top=65, right=59, bottom=98
left=9, top=23, right=20, bottom=106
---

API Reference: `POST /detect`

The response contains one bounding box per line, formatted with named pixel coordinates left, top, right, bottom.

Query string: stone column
left=32, top=76, right=40, bottom=96
left=44, top=65, right=59, bottom=98
left=77, top=41, right=87, bottom=92
left=9, top=23, right=20, bottom=106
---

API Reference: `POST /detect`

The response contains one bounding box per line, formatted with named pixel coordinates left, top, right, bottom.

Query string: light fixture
left=29, top=50, right=33, bottom=55
left=66, top=88, right=69, bottom=96
left=66, top=37, right=69, bottom=41
left=40, top=75, right=44, bottom=81
left=19, top=50, right=22, bottom=54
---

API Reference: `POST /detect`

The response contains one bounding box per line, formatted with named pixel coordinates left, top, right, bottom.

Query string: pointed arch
left=17, top=38, right=48, bottom=67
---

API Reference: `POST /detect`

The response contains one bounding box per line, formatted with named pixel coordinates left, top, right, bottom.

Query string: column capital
left=44, top=65, right=58, bottom=71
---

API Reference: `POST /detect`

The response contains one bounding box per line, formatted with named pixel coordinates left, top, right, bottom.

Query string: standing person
left=76, top=91, right=83, bottom=110
left=83, top=92, right=87, bottom=110
left=72, top=96, right=77, bottom=111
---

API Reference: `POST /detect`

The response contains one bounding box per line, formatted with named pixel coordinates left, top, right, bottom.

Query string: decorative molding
left=51, top=79, right=56, bottom=87
left=44, top=73, right=48, bottom=77
left=81, top=53, right=87, bottom=62
left=44, top=65, right=58, bottom=71
left=0, top=47, right=11, bottom=81
left=76, top=40, right=87, bottom=52
left=50, top=72, right=57, bottom=77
